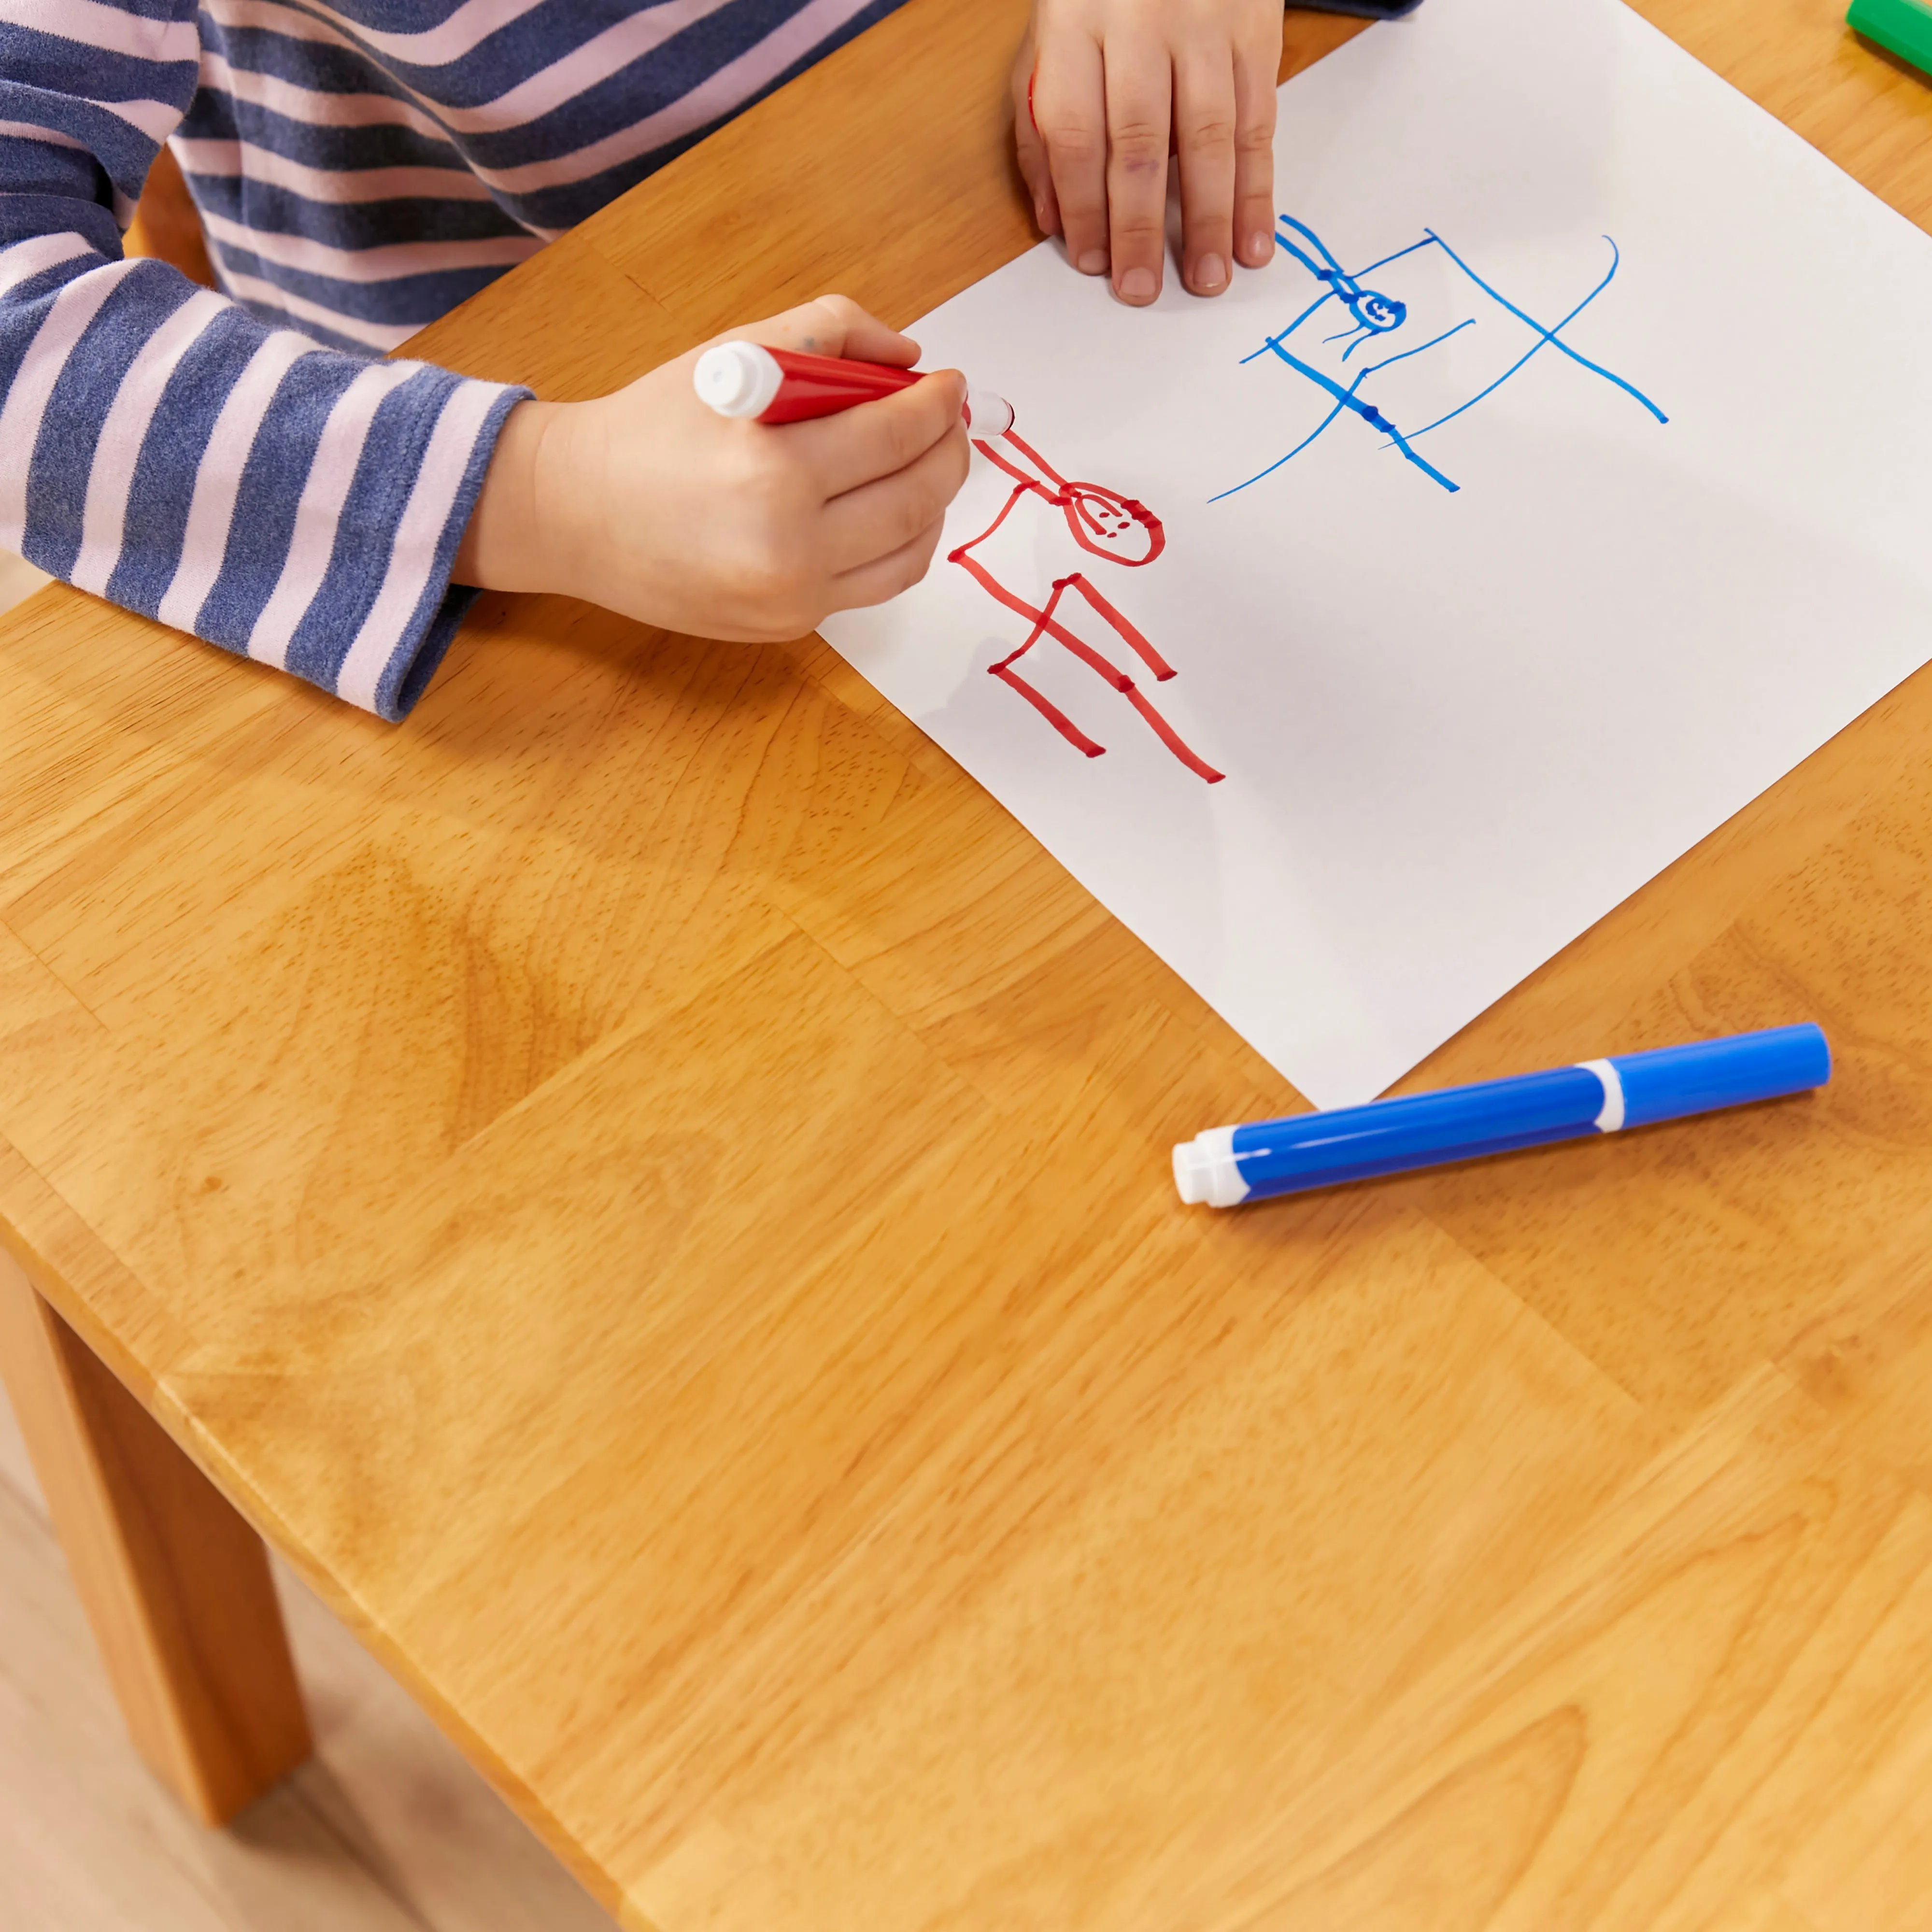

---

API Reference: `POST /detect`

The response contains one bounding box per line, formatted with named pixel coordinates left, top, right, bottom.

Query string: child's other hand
left=455, top=295, right=970, bottom=641
left=1013, top=0, right=1282, bottom=305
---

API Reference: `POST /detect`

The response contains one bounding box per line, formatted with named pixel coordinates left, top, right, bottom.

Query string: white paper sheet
left=820, top=0, right=1932, bottom=1108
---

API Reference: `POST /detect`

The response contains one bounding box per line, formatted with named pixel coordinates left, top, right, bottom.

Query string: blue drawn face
left=1220, top=217, right=1669, bottom=504
left=1352, top=291, right=1406, bottom=332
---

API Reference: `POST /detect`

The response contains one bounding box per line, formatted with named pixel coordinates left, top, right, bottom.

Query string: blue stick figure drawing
left=1212, top=214, right=1668, bottom=501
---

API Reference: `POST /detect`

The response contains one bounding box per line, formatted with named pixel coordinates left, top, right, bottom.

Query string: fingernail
left=1035, top=199, right=1050, bottom=229
left=1076, top=249, right=1109, bottom=275
left=1245, top=229, right=1273, bottom=264
left=1119, top=265, right=1157, bottom=303
left=1194, top=254, right=1227, bottom=292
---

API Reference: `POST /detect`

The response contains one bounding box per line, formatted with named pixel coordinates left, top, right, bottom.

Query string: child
left=0, top=0, right=1284, bottom=720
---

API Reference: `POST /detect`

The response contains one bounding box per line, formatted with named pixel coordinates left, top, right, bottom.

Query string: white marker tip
left=965, top=389, right=1014, bottom=436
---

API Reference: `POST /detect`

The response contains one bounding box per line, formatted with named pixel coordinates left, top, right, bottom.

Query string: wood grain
left=3, top=0, right=1932, bottom=1924
left=0, top=1252, right=310, bottom=1824
left=0, top=1385, right=618, bottom=1930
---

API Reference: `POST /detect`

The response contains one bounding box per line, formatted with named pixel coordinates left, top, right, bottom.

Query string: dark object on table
left=1289, top=0, right=1425, bottom=17
left=1848, top=0, right=1932, bottom=79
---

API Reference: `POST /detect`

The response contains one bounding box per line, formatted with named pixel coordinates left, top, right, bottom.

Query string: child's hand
left=1013, top=0, right=1282, bottom=305
left=455, top=295, right=970, bottom=642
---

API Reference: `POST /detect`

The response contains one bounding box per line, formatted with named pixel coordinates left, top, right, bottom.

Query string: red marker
left=693, top=341, right=1013, bottom=434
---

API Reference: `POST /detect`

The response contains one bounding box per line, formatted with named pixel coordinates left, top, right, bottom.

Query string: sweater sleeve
left=0, top=0, right=530, bottom=720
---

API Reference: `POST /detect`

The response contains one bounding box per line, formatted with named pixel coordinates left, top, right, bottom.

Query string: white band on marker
left=1577, top=1058, right=1626, bottom=1132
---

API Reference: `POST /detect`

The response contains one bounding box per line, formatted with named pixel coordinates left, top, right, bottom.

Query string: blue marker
left=1173, top=1024, right=1830, bottom=1208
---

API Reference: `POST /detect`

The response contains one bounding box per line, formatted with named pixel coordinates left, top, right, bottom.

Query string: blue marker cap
left=1173, top=1023, right=1830, bottom=1208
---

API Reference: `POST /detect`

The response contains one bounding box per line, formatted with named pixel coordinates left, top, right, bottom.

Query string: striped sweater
left=0, top=0, right=907, bottom=718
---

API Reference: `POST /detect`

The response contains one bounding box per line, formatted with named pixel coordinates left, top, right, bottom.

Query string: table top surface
left=8, top=1, right=1932, bottom=1925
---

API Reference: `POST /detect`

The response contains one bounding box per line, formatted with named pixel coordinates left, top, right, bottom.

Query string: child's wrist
left=453, top=398, right=570, bottom=594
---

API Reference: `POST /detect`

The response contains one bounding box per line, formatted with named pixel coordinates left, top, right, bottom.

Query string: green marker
left=1849, top=0, right=1932, bottom=78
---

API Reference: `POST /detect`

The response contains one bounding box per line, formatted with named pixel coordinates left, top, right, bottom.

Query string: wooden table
left=6, top=0, right=1932, bottom=1923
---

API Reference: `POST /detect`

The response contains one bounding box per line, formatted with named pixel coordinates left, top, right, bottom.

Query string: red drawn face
left=1062, top=484, right=1165, bottom=567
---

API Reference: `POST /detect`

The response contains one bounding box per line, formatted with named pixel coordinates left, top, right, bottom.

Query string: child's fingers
left=790, top=369, right=966, bottom=500
left=833, top=306, right=923, bottom=369
left=1232, top=38, right=1279, bottom=269
left=824, top=517, right=950, bottom=612
left=731, top=293, right=919, bottom=368
left=818, top=418, right=970, bottom=574
left=1011, top=32, right=1061, bottom=236
left=1031, top=154, right=1064, bottom=242
left=1175, top=51, right=1238, bottom=296
left=1102, top=35, right=1172, bottom=305
left=1034, top=35, right=1109, bottom=277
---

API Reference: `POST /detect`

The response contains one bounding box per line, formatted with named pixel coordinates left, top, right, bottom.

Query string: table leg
left=0, top=1251, right=312, bottom=1824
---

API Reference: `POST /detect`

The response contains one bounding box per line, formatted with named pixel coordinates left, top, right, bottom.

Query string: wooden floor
left=0, top=1383, right=616, bottom=1932
left=0, top=552, right=46, bottom=620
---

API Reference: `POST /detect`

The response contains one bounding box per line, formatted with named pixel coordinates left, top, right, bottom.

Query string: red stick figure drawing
left=946, top=427, right=1225, bottom=784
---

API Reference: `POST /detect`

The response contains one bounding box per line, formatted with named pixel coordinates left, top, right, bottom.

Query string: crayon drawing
left=947, top=427, right=1224, bottom=782
left=1215, top=214, right=1669, bottom=500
